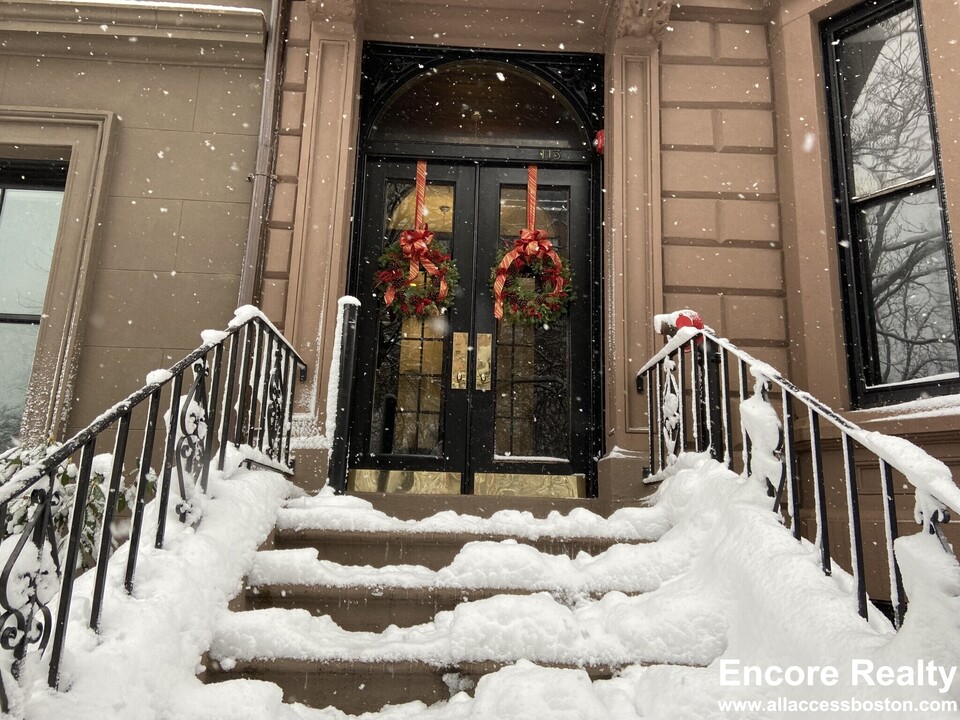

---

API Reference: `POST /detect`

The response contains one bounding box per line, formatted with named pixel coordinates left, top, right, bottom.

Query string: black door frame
left=346, top=43, right=605, bottom=496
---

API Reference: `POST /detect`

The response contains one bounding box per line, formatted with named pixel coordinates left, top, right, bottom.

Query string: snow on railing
left=0, top=307, right=306, bottom=713
left=324, top=296, right=360, bottom=493
left=639, top=310, right=959, bottom=631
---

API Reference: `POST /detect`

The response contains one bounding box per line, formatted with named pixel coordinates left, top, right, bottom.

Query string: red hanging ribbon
left=493, top=165, right=566, bottom=320
left=384, top=160, right=448, bottom=307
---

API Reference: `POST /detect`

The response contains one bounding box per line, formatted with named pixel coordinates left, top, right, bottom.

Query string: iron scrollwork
left=0, top=485, right=62, bottom=708
left=660, top=359, right=681, bottom=464
left=176, top=360, right=210, bottom=523
left=265, top=347, right=286, bottom=460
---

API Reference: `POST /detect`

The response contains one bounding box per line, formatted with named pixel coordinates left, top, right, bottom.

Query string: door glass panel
left=494, top=185, right=571, bottom=461
left=368, top=178, right=454, bottom=457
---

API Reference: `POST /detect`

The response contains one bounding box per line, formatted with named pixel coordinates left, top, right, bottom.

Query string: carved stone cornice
left=0, top=0, right=266, bottom=65
left=306, top=0, right=362, bottom=30
left=616, top=0, right=671, bottom=42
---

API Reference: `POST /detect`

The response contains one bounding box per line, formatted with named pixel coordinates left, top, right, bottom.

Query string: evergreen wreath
left=375, top=228, right=459, bottom=319
left=490, top=232, right=573, bottom=325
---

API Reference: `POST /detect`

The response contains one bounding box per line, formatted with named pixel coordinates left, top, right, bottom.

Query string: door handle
left=476, top=333, right=492, bottom=391
left=451, top=332, right=468, bottom=389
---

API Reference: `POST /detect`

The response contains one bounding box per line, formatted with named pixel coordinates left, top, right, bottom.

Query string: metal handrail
left=0, top=306, right=306, bottom=712
left=640, top=314, right=959, bottom=630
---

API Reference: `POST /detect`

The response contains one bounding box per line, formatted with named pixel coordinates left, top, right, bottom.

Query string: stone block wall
left=659, top=15, right=789, bottom=373
left=0, top=1, right=267, bottom=439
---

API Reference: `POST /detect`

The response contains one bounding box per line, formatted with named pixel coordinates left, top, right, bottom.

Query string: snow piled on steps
left=15, top=466, right=295, bottom=720
left=15, top=452, right=960, bottom=719
left=276, top=492, right=671, bottom=541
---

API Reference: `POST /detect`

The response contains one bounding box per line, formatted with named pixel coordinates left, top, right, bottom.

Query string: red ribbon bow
left=515, top=229, right=554, bottom=260
left=384, top=225, right=448, bottom=307
left=493, top=228, right=566, bottom=321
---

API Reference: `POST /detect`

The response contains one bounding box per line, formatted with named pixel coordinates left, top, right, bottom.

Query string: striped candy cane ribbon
left=493, top=165, right=565, bottom=320
left=384, top=160, right=448, bottom=306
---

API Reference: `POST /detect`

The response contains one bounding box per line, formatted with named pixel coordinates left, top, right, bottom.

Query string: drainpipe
left=238, top=0, right=287, bottom=306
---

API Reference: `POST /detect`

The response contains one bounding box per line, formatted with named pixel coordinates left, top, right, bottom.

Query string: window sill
left=848, top=394, right=960, bottom=440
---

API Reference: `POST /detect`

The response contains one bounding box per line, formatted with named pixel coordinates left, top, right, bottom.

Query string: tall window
left=823, top=0, right=958, bottom=406
left=0, top=160, right=66, bottom=448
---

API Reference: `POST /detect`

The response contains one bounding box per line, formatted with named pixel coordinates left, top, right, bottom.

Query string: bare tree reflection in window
left=836, top=6, right=958, bottom=388
left=859, top=192, right=955, bottom=385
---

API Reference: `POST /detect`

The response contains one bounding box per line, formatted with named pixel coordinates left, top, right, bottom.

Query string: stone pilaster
left=281, top=0, right=363, bottom=487
left=598, top=0, right=668, bottom=511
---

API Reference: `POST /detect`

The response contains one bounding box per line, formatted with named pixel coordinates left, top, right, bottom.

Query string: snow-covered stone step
left=243, top=539, right=693, bottom=630
left=272, top=528, right=649, bottom=571
left=246, top=583, right=530, bottom=632
left=252, top=539, right=691, bottom=595
left=211, top=595, right=723, bottom=668
left=207, top=589, right=721, bottom=712
left=208, top=591, right=722, bottom=699
left=281, top=491, right=662, bottom=530
left=244, top=530, right=693, bottom=631
left=351, top=491, right=606, bottom=521
left=279, top=492, right=667, bottom=538
left=206, top=657, right=621, bottom=715
left=272, top=488, right=666, bottom=570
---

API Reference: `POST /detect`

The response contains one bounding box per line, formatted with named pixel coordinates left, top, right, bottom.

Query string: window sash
left=823, top=0, right=960, bottom=406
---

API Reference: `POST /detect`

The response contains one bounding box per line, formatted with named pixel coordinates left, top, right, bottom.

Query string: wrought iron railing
left=0, top=307, right=305, bottom=711
left=639, top=311, right=960, bottom=630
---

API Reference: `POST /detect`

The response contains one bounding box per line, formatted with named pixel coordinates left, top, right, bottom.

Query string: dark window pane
left=838, top=6, right=934, bottom=197
left=858, top=188, right=958, bottom=386
left=370, top=61, right=588, bottom=149
left=495, top=320, right=570, bottom=459
left=0, top=323, right=40, bottom=447
left=0, top=189, right=62, bottom=315
left=369, top=315, right=448, bottom=457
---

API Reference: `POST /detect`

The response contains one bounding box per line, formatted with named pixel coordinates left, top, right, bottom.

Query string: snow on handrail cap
left=638, top=318, right=960, bottom=517
left=638, top=326, right=701, bottom=374
left=229, top=305, right=303, bottom=362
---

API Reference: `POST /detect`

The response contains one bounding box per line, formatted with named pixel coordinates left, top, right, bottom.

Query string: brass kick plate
left=473, top=472, right=586, bottom=498
left=348, top=469, right=461, bottom=495
left=476, top=333, right=492, bottom=391
left=452, top=332, right=468, bottom=389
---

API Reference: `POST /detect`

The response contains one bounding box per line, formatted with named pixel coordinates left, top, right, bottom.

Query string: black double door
left=347, top=159, right=599, bottom=496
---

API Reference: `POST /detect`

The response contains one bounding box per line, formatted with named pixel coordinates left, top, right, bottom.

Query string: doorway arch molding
left=358, top=43, right=605, bottom=153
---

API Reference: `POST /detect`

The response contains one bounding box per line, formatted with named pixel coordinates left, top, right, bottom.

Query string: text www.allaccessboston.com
left=717, top=698, right=958, bottom=713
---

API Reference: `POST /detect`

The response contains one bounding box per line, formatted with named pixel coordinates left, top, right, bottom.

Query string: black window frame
left=822, top=0, right=960, bottom=408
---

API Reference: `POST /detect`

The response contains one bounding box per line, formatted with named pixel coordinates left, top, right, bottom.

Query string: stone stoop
left=204, top=517, right=655, bottom=714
